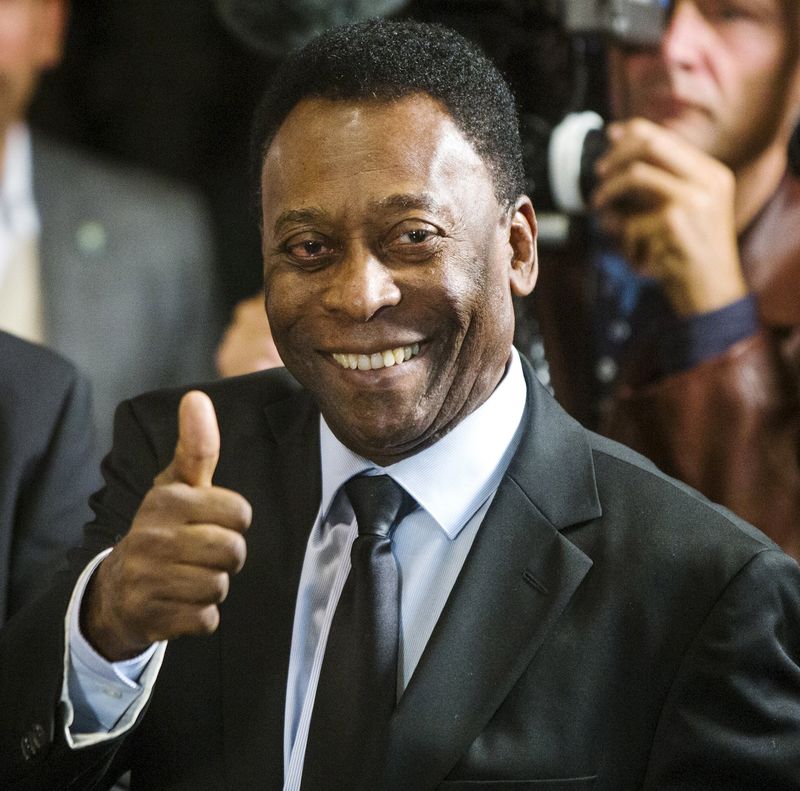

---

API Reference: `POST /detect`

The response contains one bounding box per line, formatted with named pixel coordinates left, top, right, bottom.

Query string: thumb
left=164, top=391, right=220, bottom=487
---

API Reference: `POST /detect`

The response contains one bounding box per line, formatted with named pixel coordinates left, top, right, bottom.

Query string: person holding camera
left=528, top=0, right=800, bottom=559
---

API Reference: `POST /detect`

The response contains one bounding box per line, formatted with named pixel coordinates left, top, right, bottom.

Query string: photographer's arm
left=593, top=119, right=800, bottom=558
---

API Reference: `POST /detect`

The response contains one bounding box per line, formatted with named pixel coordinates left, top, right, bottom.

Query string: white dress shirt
left=64, top=350, right=528, bottom=789
left=0, top=123, right=45, bottom=342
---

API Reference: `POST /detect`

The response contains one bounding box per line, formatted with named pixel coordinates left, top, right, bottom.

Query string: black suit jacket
left=0, top=331, right=99, bottom=627
left=2, top=360, right=799, bottom=790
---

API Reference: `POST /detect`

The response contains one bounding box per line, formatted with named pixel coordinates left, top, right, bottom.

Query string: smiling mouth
left=332, top=343, right=420, bottom=371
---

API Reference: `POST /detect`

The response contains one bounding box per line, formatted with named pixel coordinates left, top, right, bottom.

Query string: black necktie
left=301, top=474, right=416, bottom=791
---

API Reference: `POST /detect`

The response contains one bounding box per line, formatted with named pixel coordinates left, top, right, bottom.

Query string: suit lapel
left=383, top=362, right=600, bottom=790
left=217, top=384, right=322, bottom=787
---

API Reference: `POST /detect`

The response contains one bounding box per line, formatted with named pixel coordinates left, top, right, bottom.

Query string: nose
left=321, top=242, right=401, bottom=322
left=660, top=1, right=709, bottom=70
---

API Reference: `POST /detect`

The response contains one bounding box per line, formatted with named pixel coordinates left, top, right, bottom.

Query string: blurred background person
left=525, top=0, right=800, bottom=558
left=215, top=292, right=282, bottom=376
left=1, top=0, right=221, bottom=453
left=0, top=330, right=99, bottom=627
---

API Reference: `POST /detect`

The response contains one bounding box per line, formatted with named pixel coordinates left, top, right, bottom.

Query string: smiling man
left=527, top=0, right=800, bottom=558
left=2, top=19, right=800, bottom=791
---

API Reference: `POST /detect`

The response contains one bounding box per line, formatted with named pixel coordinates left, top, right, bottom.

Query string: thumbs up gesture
left=81, top=392, right=253, bottom=661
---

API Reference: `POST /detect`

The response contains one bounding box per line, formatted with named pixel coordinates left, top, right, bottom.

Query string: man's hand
left=592, top=118, right=748, bottom=316
left=81, top=391, right=252, bottom=661
left=216, top=295, right=283, bottom=377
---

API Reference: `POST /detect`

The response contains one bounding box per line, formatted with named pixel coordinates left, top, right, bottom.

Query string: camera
left=543, top=0, right=672, bottom=47
left=522, top=1, right=672, bottom=228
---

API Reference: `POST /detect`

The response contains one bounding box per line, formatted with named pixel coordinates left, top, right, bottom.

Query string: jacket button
left=20, top=723, right=48, bottom=760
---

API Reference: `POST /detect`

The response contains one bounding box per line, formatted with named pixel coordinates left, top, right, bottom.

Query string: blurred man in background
left=0, top=330, right=99, bottom=627
left=0, top=0, right=220, bottom=452
left=528, top=0, right=800, bottom=557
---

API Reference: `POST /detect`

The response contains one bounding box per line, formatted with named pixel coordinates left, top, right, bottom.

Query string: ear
left=35, top=0, right=68, bottom=70
left=508, top=195, right=538, bottom=297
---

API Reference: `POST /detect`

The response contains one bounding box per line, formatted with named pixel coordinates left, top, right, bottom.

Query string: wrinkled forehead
left=262, top=96, right=486, bottom=194
left=260, top=94, right=495, bottom=221
left=262, top=92, right=461, bottom=164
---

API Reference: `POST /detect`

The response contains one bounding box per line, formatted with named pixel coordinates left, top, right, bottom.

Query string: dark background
left=29, top=0, right=608, bottom=313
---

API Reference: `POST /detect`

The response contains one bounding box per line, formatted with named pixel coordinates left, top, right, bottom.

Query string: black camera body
left=545, top=0, right=671, bottom=46
left=524, top=1, right=672, bottom=226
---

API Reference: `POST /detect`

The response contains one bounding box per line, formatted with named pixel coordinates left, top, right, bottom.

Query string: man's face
left=260, top=94, right=536, bottom=465
left=608, top=0, right=800, bottom=168
left=0, top=0, right=64, bottom=132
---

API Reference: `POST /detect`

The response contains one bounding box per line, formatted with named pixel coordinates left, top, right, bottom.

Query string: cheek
left=446, top=253, right=513, bottom=344
left=264, top=275, right=311, bottom=348
left=432, top=254, right=489, bottom=327
left=737, top=61, right=786, bottom=108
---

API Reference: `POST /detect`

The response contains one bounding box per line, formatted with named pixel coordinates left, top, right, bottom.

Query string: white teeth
left=332, top=343, right=421, bottom=371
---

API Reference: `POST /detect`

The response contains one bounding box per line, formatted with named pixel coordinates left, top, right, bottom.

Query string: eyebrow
left=372, top=193, right=451, bottom=217
left=272, top=193, right=454, bottom=236
left=272, top=207, right=327, bottom=236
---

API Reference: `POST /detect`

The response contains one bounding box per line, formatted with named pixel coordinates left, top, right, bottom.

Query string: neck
left=733, top=141, right=789, bottom=233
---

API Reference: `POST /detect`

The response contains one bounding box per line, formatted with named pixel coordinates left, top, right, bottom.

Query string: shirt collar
left=1, top=123, right=39, bottom=237
left=319, top=348, right=527, bottom=539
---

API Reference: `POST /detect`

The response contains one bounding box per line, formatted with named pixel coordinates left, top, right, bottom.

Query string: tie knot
left=344, top=474, right=416, bottom=538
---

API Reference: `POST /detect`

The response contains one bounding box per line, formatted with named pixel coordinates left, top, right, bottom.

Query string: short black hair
left=251, top=19, right=525, bottom=207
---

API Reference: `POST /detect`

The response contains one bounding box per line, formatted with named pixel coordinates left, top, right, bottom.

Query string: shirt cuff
left=655, top=294, right=759, bottom=377
left=61, top=548, right=167, bottom=749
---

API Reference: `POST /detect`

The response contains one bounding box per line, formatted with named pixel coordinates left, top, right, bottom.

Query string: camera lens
left=548, top=111, right=607, bottom=214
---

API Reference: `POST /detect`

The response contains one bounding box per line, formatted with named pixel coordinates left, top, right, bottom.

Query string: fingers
left=82, top=518, right=249, bottom=660
left=612, top=211, right=679, bottom=275
left=138, top=483, right=252, bottom=535
left=126, top=521, right=248, bottom=573
left=597, top=118, right=706, bottom=181
left=126, top=561, right=232, bottom=606
left=79, top=391, right=254, bottom=661
left=593, top=159, right=686, bottom=216
left=159, top=391, right=220, bottom=487
left=113, top=600, right=224, bottom=647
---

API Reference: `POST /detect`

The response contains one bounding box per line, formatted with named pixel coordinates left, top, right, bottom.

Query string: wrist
left=669, top=267, right=748, bottom=317
left=79, top=561, right=148, bottom=662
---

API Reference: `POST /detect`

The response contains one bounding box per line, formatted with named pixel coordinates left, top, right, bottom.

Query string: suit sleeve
left=8, top=367, right=101, bottom=617
left=0, top=396, right=171, bottom=791
left=643, top=549, right=800, bottom=790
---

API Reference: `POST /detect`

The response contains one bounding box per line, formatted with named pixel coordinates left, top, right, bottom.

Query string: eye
left=699, top=0, right=751, bottom=23
left=399, top=228, right=436, bottom=244
left=718, top=3, right=746, bottom=21
left=386, top=221, right=442, bottom=255
left=282, top=233, right=336, bottom=266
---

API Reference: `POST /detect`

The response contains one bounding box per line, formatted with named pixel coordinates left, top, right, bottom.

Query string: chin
left=327, top=406, right=434, bottom=463
left=656, top=110, right=716, bottom=148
